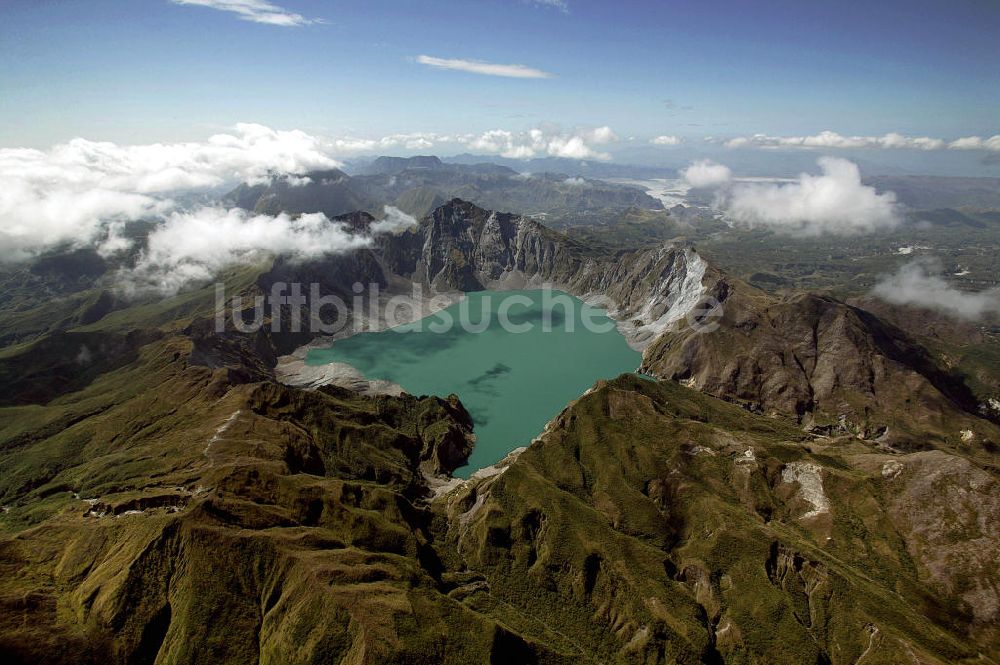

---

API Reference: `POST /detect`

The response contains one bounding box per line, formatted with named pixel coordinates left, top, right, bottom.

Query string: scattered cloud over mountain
left=370, top=206, right=418, bottom=234
left=651, top=135, right=681, bottom=146
left=169, top=0, right=319, bottom=26
left=0, top=121, right=626, bottom=262
left=465, top=126, right=617, bottom=160
left=124, top=208, right=372, bottom=295
left=126, top=206, right=419, bottom=295
left=0, top=183, right=167, bottom=263
left=872, top=259, right=1000, bottom=320
left=681, top=160, right=731, bottom=187
left=724, top=130, right=1000, bottom=152
left=722, top=157, right=900, bottom=235
left=330, top=125, right=620, bottom=160
left=0, top=123, right=340, bottom=261
left=415, top=55, right=553, bottom=79
left=726, top=131, right=944, bottom=150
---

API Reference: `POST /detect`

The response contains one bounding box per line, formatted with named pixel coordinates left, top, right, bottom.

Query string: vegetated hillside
left=563, top=206, right=728, bottom=250
left=227, top=169, right=375, bottom=218
left=441, top=375, right=1000, bottom=663
left=693, top=208, right=1000, bottom=297
left=2, top=336, right=999, bottom=662
left=0, top=333, right=495, bottom=664
left=1, top=199, right=1000, bottom=663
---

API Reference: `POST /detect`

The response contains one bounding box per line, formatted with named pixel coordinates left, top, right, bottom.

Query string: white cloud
left=548, top=135, right=606, bottom=159
left=124, top=208, right=372, bottom=295
left=0, top=182, right=168, bottom=262
left=872, top=259, right=1000, bottom=320
left=0, top=123, right=341, bottom=261
left=721, top=157, right=900, bottom=235
left=651, top=135, right=681, bottom=146
left=949, top=135, right=1000, bottom=151
left=466, top=130, right=530, bottom=158
left=169, top=0, right=319, bottom=26
left=563, top=177, right=588, bottom=187
left=724, top=130, right=1000, bottom=152
left=329, top=126, right=619, bottom=160
left=370, top=206, right=419, bottom=234
left=97, top=221, right=138, bottom=258
left=0, top=120, right=626, bottom=266
left=527, top=0, right=569, bottom=12
left=878, top=133, right=946, bottom=150
left=331, top=132, right=467, bottom=154
left=333, top=137, right=379, bottom=152
left=586, top=126, right=616, bottom=143
left=415, top=55, right=553, bottom=79
left=681, top=159, right=732, bottom=188
left=376, top=132, right=454, bottom=151
left=464, top=126, right=616, bottom=160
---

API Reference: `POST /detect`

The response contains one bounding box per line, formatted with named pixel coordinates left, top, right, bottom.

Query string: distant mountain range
left=439, top=153, right=680, bottom=180
left=227, top=156, right=665, bottom=224
left=864, top=175, right=1000, bottom=209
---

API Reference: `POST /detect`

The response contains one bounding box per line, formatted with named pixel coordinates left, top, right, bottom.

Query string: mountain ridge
left=226, top=158, right=665, bottom=224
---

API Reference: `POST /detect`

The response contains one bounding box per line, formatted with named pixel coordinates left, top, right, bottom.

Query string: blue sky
left=1, top=0, right=998, bottom=151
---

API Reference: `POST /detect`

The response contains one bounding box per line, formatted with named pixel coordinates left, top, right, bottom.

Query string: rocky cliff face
left=397, top=199, right=706, bottom=304
left=367, top=199, right=713, bottom=350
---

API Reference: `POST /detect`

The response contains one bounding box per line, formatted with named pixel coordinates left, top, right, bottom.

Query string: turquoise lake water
left=305, top=290, right=642, bottom=477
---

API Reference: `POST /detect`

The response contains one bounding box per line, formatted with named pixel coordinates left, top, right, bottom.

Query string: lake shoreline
left=279, top=288, right=643, bottom=478
left=275, top=281, right=655, bottom=395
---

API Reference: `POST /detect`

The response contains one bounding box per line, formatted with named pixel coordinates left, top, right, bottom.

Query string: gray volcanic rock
left=371, top=199, right=713, bottom=349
